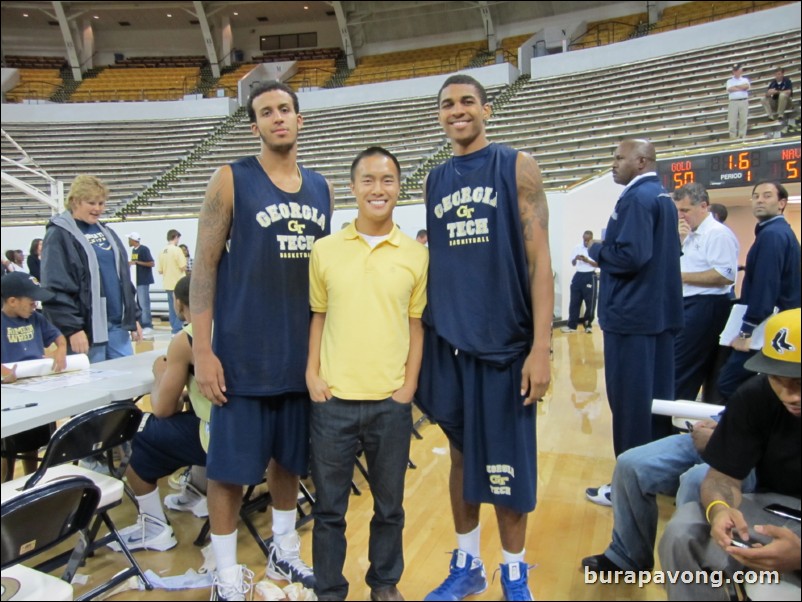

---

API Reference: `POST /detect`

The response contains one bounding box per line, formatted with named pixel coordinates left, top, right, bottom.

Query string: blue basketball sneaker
left=424, top=550, right=487, bottom=601
left=500, top=561, right=533, bottom=601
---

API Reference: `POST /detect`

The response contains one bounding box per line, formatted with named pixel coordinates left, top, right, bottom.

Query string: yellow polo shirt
left=309, top=223, right=428, bottom=400
left=158, top=244, right=187, bottom=290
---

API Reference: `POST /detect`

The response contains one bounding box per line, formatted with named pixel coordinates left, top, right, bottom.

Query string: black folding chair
left=1, top=402, right=152, bottom=600
left=193, top=479, right=316, bottom=557
left=1, top=476, right=100, bottom=600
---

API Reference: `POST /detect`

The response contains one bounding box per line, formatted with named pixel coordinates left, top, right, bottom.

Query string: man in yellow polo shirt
left=157, top=229, right=187, bottom=334
left=306, top=146, right=428, bottom=601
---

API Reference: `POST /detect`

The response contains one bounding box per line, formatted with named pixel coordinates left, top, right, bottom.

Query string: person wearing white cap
left=127, top=232, right=155, bottom=335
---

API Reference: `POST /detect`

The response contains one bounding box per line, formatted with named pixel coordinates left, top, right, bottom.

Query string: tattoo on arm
left=191, top=169, right=232, bottom=315
left=702, top=468, right=743, bottom=509
left=517, top=154, right=549, bottom=241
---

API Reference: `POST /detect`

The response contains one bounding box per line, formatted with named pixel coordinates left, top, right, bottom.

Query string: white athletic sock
left=457, top=525, right=481, bottom=560
left=271, top=508, right=297, bottom=542
left=136, top=489, right=166, bottom=524
left=502, top=548, right=526, bottom=566
left=211, top=530, right=238, bottom=572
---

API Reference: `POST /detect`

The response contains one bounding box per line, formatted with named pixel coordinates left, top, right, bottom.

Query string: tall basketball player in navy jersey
left=191, top=81, right=333, bottom=600
left=418, top=74, right=553, bottom=601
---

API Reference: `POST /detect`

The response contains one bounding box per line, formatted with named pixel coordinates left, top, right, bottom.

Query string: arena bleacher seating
left=1, top=117, right=226, bottom=223
left=1, top=26, right=798, bottom=225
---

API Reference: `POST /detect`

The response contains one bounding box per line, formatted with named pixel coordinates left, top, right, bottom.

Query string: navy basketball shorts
left=417, top=328, right=537, bottom=513
left=207, top=392, right=311, bottom=485
left=130, top=412, right=207, bottom=485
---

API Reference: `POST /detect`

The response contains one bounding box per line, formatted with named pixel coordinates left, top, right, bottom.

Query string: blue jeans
left=88, top=323, right=133, bottom=363
left=137, top=284, right=152, bottom=329
left=311, top=397, right=412, bottom=600
left=166, top=290, right=182, bottom=334
left=605, top=433, right=756, bottom=571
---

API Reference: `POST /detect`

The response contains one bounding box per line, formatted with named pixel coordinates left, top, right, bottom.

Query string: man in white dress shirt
left=726, top=63, right=750, bottom=140
left=673, top=182, right=738, bottom=401
left=561, top=230, right=598, bottom=334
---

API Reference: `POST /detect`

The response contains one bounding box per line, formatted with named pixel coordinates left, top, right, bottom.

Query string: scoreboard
left=657, top=143, right=801, bottom=192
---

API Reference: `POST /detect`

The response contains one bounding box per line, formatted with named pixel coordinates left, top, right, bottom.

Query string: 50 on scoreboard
left=658, top=143, right=800, bottom=191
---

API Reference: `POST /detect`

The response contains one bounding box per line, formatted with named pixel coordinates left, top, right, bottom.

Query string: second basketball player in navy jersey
left=191, top=81, right=333, bottom=600
left=418, top=74, right=553, bottom=601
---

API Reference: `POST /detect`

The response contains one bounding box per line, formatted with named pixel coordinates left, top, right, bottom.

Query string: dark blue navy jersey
left=2, top=311, right=62, bottom=363
left=214, top=156, right=330, bottom=396
left=588, top=174, right=683, bottom=335
left=424, top=143, right=532, bottom=366
left=740, top=216, right=801, bottom=332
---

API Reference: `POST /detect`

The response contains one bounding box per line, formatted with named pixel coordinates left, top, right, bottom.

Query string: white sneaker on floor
left=560, top=326, right=577, bottom=333
left=211, top=564, right=254, bottom=601
left=107, top=513, right=177, bottom=552
left=586, top=483, right=612, bottom=507
left=266, top=531, right=315, bottom=589
left=165, top=482, right=209, bottom=518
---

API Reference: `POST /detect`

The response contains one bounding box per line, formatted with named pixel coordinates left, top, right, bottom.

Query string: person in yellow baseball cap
left=659, top=307, right=801, bottom=600
left=744, top=308, right=801, bottom=381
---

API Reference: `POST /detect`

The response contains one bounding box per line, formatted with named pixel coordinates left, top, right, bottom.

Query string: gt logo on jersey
left=456, top=206, right=475, bottom=219
left=288, top=220, right=306, bottom=234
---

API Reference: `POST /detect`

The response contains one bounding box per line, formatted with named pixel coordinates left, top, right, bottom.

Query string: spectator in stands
left=673, top=183, right=738, bottom=402
left=658, top=308, right=801, bottom=601
left=761, top=67, right=798, bottom=128
left=306, top=147, right=428, bottom=601
left=41, top=175, right=141, bottom=363
left=157, top=229, right=186, bottom=335
left=5, top=250, right=27, bottom=273
left=108, top=275, right=209, bottom=554
left=585, top=139, right=682, bottom=507
left=726, top=63, right=750, bottom=140
left=717, top=181, right=800, bottom=401
left=419, top=74, right=552, bottom=602
left=26, top=239, right=42, bottom=281
left=415, top=228, right=428, bottom=245
left=709, top=203, right=729, bottom=224
left=192, top=81, right=331, bottom=600
left=179, top=244, right=193, bottom=277
left=561, top=230, right=598, bottom=334
left=127, top=232, right=155, bottom=336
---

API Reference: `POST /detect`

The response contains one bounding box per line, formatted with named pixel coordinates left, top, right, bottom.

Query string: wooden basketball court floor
left=50, top=328, right=675, bottom=600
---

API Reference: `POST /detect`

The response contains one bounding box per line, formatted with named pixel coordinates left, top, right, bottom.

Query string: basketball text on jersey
left=432, top=186, right=496, bottom=246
